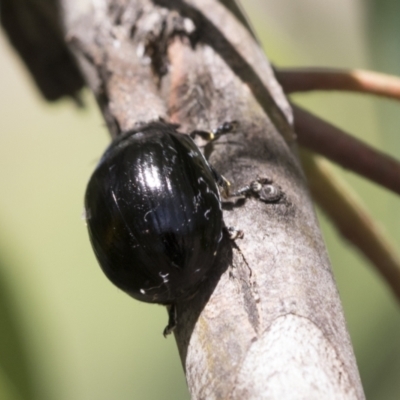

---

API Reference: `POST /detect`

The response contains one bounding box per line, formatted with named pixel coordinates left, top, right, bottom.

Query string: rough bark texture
left=4, top=0, right=365, bottom=398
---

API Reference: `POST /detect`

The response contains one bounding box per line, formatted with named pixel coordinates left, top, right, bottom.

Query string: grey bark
left=2, top=0, right=365, bottom=398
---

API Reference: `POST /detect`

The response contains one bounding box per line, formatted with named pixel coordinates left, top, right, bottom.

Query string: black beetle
left=85, top=121, right=228, bottom=334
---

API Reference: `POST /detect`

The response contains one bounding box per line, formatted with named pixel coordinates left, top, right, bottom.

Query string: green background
left=0, top=1, right=399, bottom=399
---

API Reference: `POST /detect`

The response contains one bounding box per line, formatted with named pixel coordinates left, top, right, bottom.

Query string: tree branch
left=276, top=67, right=400, bottom=101
left=5, top=0, right=365, bottom=398
left=294, top=105, right=400, bottom=196
left=301, top=150, right=400, bottom=305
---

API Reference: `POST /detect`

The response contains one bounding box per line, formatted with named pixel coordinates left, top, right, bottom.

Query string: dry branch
left=294, top=105, right=400, bottom=196
left=301, top=150, right=400, bottom=306
left=276, top=67, right=400, bottom=101
left=3, top=0, right=365, bottom=398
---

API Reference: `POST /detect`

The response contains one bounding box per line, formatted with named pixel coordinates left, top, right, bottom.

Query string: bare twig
left=294, top=105, right=400, bottom=196
left=276, top=67, right=400, bottom=101
left=301, top=150, right=400, bottom=304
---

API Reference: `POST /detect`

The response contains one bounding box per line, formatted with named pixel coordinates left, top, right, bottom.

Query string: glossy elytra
left=85, top=121, right=235, bottom=334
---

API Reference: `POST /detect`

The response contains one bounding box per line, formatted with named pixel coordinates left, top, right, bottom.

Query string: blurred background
left=1, top=0, right=400, bottom=399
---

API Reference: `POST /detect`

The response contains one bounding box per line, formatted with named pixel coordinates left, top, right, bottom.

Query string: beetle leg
left=231, top=180, right=264, bottom=197
left=210, top=166, right=231, bottom=198
left=256, top=182, right=283, bottom=203
left=189, top=120, right=239, bottom=142
left=163, top=304, right=177, bottom=337
left=225, top=226, right=244, bottom=240
left=189, top=129, right=214, bottom=141
left=212, top=120, right=239, bottom=140
left=231, top=178, right=283, bottom=203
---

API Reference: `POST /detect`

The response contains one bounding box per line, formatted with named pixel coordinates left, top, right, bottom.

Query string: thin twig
left=301, top=150, right=400, bottom=304
left=276, top=67, right=400, bottom=101
left=293, top=105, right=400, bottom=196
